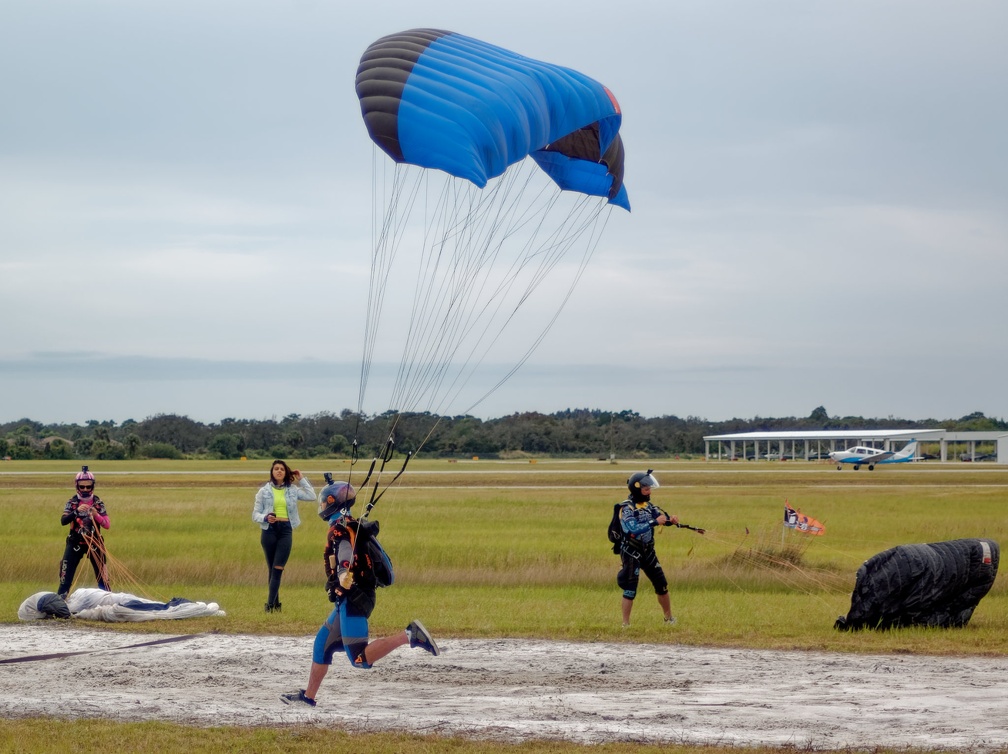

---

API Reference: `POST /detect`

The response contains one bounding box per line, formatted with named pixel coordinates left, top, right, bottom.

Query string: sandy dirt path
left=2, top=624, right=1007, bottom=751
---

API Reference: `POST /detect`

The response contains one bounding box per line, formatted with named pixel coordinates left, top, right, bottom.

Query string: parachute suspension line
left=355, top=154, right=427, bottom=471
left=358, top=159, right=423, bottom=419
left=681, top=526, right=846, bottom=609
left=360, top=159, right=619, bottom=460
left=386, top=173, right=521, bottom=419
left=78, top=531, right=164, bottom=602
left=388, top=174, right=459, bottom=415
left=456, top=194, right=615, bottom=417
left=384, top=161, right=570, bottom=424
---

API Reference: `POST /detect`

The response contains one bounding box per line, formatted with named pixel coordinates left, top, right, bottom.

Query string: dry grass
left=3, top=458, right=1006, bottom=753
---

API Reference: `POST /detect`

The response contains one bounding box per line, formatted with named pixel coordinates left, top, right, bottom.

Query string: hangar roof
left=703, top=429, right=944, bottom=442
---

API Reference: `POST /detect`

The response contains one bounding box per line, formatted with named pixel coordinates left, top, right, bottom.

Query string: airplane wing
left=861, top=450, right=895, bottom=463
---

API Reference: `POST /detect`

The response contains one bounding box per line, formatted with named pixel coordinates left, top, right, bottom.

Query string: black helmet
left=318, top=479, right=356, bottom=521
left=627, top=469, right=659, bottom=503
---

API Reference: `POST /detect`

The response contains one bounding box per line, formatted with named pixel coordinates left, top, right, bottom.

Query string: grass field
left=3, top=457, right=1005, bottom=652
left=2, top=457, right=1006, bottom=753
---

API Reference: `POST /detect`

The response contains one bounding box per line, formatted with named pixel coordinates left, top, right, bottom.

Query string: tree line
left=1, top=407, right=1004, bottom=462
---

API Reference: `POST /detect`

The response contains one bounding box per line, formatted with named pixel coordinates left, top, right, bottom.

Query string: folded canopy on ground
left=18, top=588, right=225, bottom=622
left=835, top=538, right=999, bottom=630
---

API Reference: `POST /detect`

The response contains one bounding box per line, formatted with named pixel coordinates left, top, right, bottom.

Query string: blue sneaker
left=280, top=689, right=315, bottom=707
left=406, top=620, right=440, bottom=656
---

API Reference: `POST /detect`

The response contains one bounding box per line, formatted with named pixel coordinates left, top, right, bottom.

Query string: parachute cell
left=356, top=28, right=629, bottom=209
left=835, top=538, right=999, bottom=631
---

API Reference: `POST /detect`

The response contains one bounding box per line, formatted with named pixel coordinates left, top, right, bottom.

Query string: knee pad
left=651, top=571, right=669, bottom=595
left=617, top=564, right=639, bottom=594
left=346, top=639, right=371, bottom=669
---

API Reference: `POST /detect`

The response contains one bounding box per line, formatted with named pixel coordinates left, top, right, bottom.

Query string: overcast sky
left=2, top=1, right=1006, bottom=426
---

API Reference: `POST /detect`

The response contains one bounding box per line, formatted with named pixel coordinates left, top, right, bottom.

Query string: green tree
left=124, top=433, right=141, bottom=459
left=141, top=442, right=183, bottom=460
left=209, top=433, right=242, bottom=459
left=809, top=406, right=829, bottom=422
left=74, top=436, right=94, bottom=458
left=44, top=438, right=75, bottom=460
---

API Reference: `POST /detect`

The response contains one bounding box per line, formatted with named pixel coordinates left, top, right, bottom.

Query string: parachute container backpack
left=351, top=30, right=630, bottom=459
left=607, top=503, right=625, bottom=554
left=835, top=538, right=1000, bottom=630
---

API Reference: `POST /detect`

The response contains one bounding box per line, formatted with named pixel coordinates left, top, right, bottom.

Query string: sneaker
left=406, top=619, right=440, bottom=656
left=664, top=616, right=677, bottom=626
left=279, top=689, right=315, bottom=707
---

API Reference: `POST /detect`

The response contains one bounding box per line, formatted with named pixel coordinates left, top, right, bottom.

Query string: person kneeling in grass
left=280, top=476, right=439, bottom=708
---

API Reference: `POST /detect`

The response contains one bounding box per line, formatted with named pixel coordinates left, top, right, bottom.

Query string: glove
left=338, top=570, right=353, bottom=590
left=325, top=574, right=340, bottom=601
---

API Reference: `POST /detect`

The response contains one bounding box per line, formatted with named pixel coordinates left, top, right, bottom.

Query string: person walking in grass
left=252, top=459, right=315, bottom=613
left=616, top=469, right=678, bottom=627
left=280, top=476, right=440, bottom=708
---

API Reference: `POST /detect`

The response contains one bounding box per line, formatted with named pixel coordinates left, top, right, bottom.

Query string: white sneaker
left=664, top=616, right=677, bottom=626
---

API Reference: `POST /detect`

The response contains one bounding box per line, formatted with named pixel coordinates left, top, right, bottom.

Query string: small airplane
left=829, top=440, right=918, bottom=470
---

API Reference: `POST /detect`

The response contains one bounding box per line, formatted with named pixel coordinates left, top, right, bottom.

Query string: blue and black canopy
left=356, top=28, right=629, bottom=210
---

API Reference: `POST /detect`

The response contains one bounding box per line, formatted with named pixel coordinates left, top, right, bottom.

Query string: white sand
left=2, top=623, right=1007, bottom=751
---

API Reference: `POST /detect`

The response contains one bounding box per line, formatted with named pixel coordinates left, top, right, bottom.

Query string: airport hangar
left=702, top=429, right=1008, bottom=463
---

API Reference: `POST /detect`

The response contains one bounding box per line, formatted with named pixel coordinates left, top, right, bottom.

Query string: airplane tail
left=893, top=439, right=918, bottom=461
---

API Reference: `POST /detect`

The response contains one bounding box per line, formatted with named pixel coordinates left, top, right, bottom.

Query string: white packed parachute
left=19, top=588, right=225, bottom=622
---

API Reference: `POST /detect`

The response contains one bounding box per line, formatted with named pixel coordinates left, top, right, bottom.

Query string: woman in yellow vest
left=252, top=459, right=315, bottom=612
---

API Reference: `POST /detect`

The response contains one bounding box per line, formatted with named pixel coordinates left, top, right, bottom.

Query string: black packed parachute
left=835, top=538, right=999, bottom=630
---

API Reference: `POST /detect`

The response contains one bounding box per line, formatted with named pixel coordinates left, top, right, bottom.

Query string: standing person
left=616, top=469, right=678, bottom=627
left=280, top=477, right=440, bottom=708
left=58, top=466, right=111, bottom=598
left=252, top=459, right=315, bottom=613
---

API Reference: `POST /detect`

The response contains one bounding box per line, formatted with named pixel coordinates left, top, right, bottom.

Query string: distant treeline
left=1, top=407, right=1004, bottom=461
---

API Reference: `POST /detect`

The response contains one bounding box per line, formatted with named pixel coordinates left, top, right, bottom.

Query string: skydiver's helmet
left=75, top=466, right=95, bottom=497
left=627, top=469, right=659, bottom=504
left=318, top=480, right=356, bottom=522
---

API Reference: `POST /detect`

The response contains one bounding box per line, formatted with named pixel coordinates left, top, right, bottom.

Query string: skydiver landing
left=614, top=470, right=678, bottom=627
left=280, top=478, right=439, bottom=708
left=57, top=466, right=111, bottom=598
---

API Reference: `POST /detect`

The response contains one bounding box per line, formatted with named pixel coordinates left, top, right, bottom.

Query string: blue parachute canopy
left=356, top=28, right=629, bottom=210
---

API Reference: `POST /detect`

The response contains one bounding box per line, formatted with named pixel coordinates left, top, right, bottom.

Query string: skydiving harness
left=329, top=517, right=394, bottom=593
left=608, top=499, right=705, bottom=555
left=325, top=433, right=407, bottom=600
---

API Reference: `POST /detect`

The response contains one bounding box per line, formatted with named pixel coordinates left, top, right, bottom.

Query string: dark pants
left=617, top=544, right=669, bottom=599
left=260, top=521, right=293, bottom=607
left=58, top=533, right=109, bottom=598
